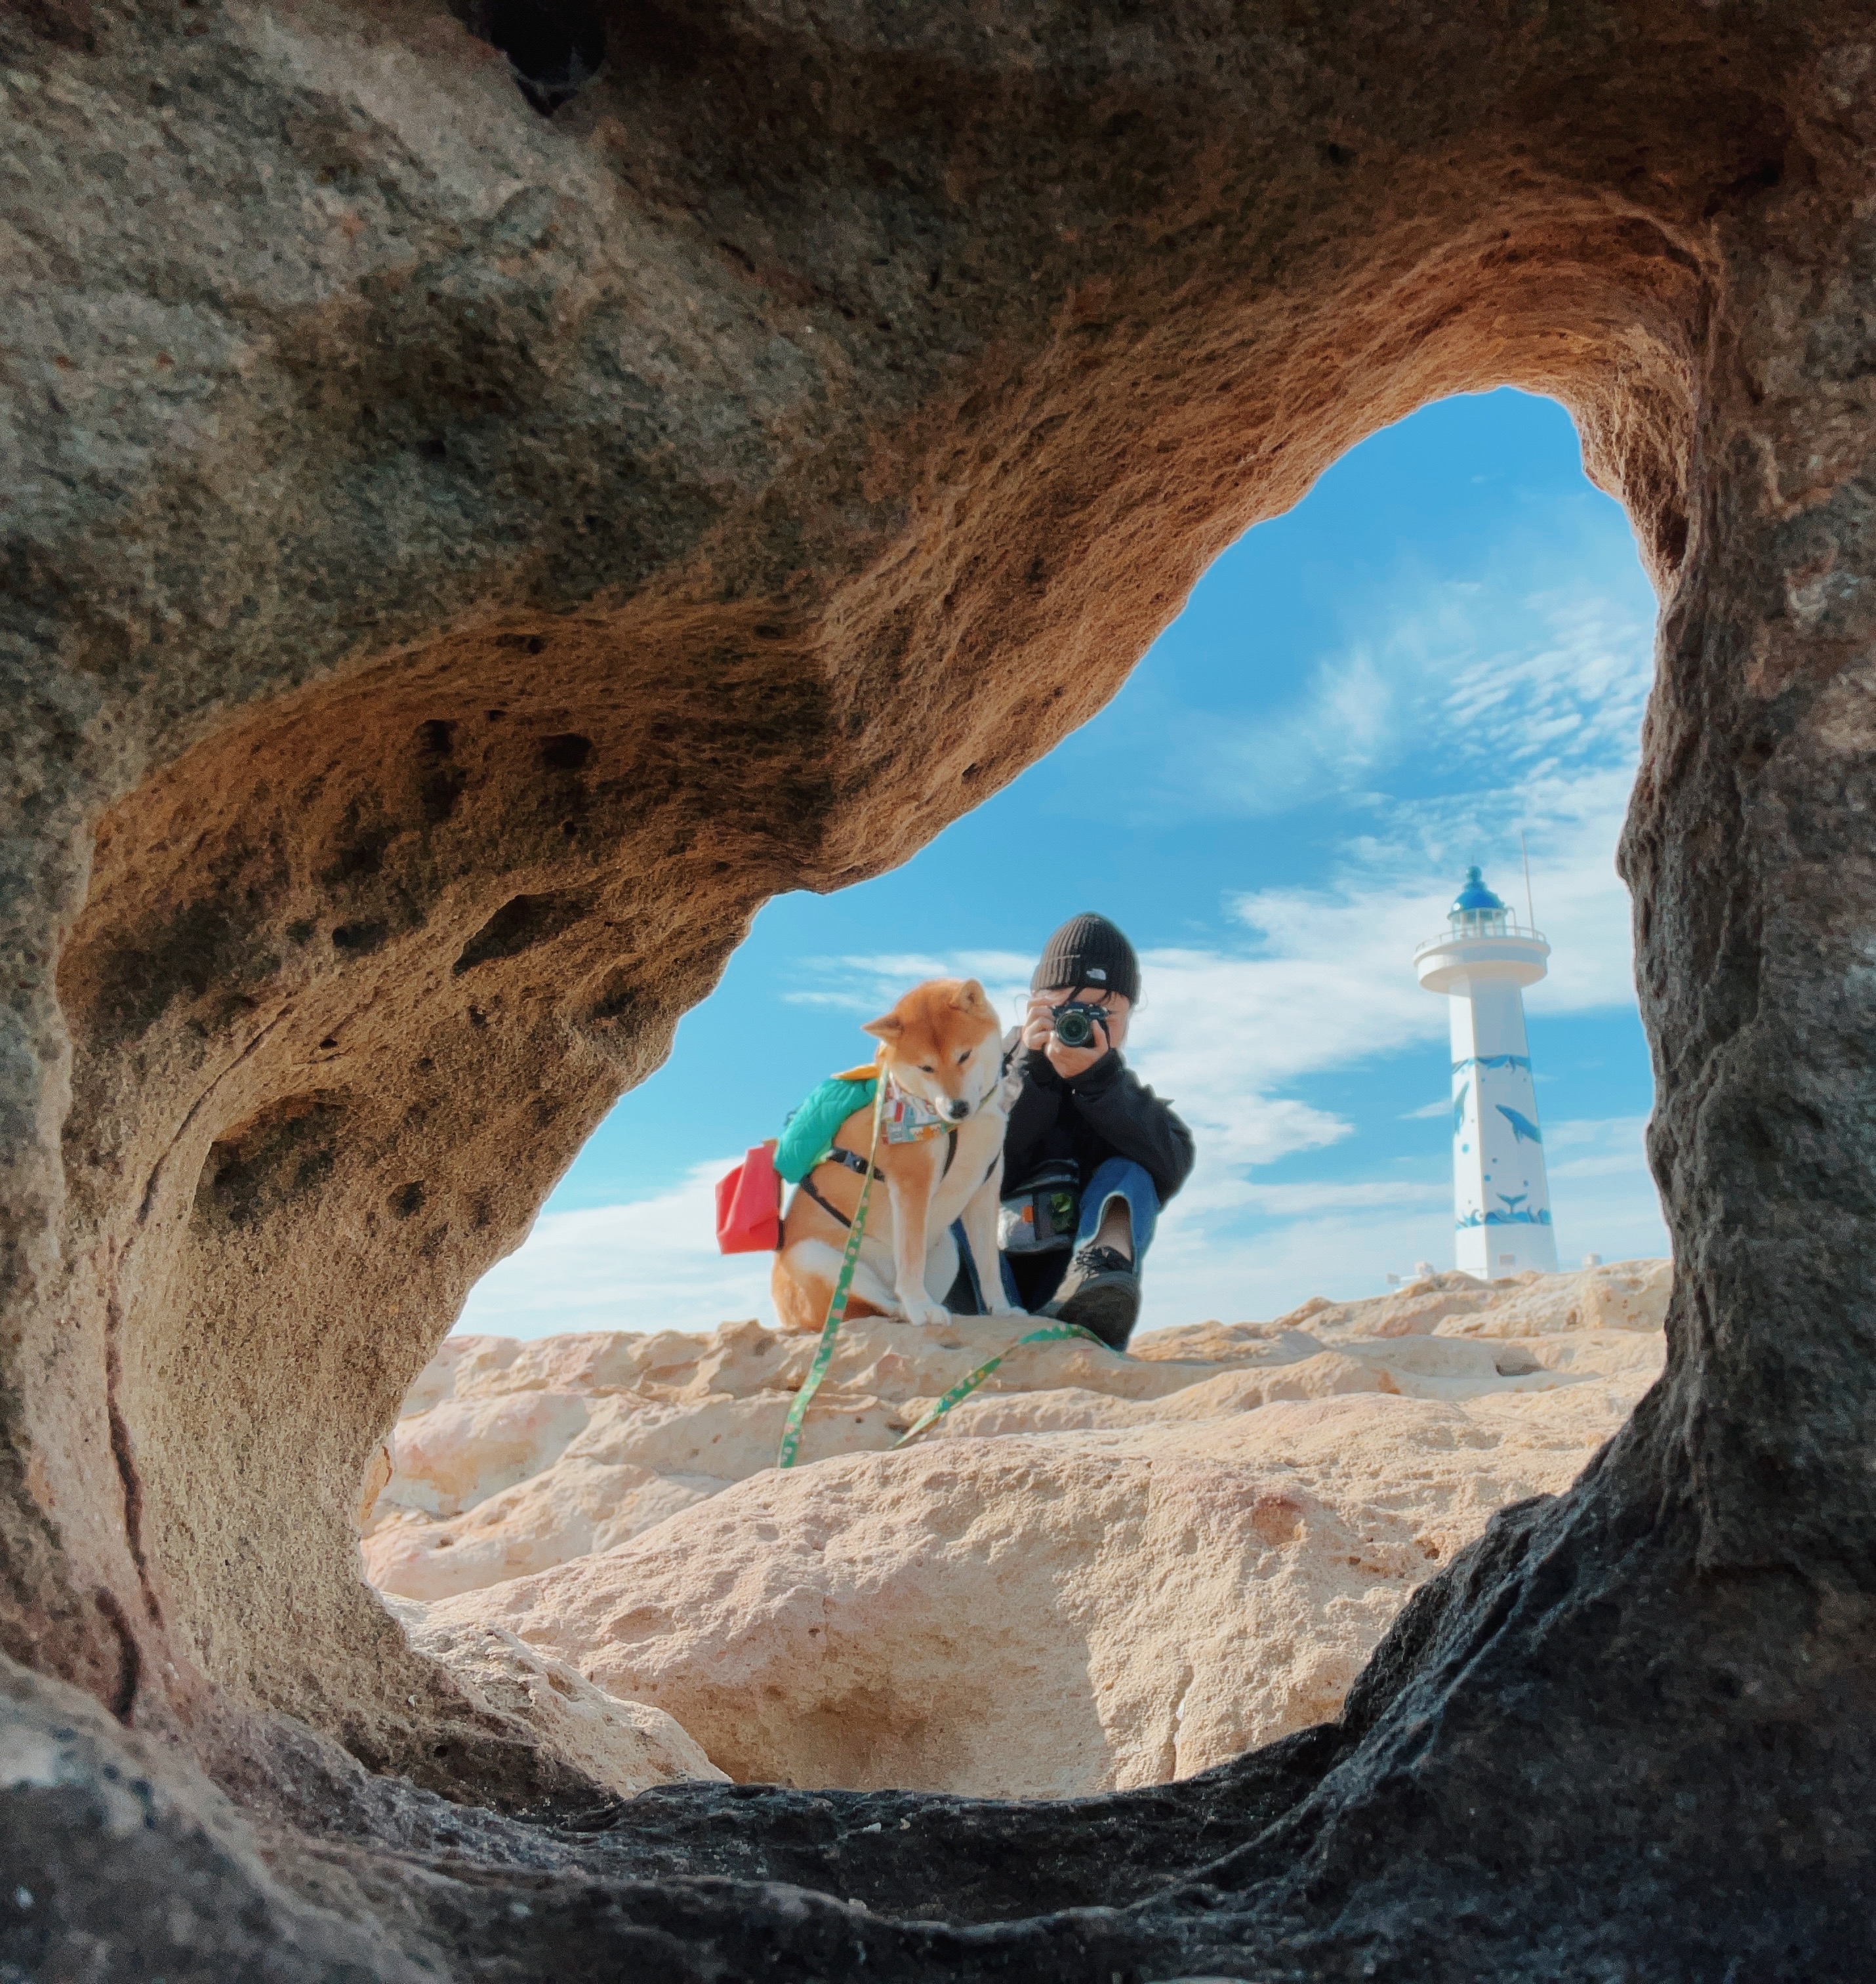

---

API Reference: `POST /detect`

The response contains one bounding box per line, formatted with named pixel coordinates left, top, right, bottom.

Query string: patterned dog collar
left=882, top=1083, right=954, bottom=1144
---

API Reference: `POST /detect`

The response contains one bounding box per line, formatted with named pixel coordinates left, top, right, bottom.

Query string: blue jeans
left=995, top=1157, right=1160, bottom=1311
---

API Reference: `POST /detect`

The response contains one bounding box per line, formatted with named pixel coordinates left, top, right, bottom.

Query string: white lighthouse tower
left=1414, top=867, right=1557, bottom=1278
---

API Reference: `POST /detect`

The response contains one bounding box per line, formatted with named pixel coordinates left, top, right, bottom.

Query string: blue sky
left=460, top=388, right=1670, bottom=1338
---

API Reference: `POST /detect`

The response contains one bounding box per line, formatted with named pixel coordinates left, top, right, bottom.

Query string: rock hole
left=579, top=968, right=634, bottom=1031
left=331, top=920, right=390, bottom=955
left=540, top=733, right=593, bottom=772
left=324, top=826, right=394, bottom=882
left=416, top=724, right=468, bottom=823
left=420, top=762, right=469, bottom=826
left=465, top=0, right=607, bottom=115
left=454, top=890, right=592, bottom=974
left=194, top=1096, right=346, bottom=1230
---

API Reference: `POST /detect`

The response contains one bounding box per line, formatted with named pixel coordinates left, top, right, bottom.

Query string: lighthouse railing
left=1413, top=914, right=1547, bottom=960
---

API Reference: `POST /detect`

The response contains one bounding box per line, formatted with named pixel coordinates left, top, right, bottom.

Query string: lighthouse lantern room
left=1414, top=867, right=1558, bottom=1279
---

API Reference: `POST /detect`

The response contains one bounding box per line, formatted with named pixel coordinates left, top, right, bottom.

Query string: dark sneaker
left=1044, top=1245, right=1141, bottom=1350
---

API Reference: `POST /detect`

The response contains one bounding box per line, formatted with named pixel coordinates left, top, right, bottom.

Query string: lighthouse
left=1414, top=867, right=1557, bottom=1278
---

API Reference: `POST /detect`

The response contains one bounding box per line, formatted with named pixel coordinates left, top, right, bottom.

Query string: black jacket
left=1002, top=1044, right=1195, bottom=1205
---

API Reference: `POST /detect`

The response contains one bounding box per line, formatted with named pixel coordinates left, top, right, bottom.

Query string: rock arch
left=3, top=0, right=1873, bottom=1974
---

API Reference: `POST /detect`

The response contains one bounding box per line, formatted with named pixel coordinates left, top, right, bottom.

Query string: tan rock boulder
left=1431, top=1258, right=1673, bottom=1338
left=362, top=1307, right=1278, bottom=1596
left=385, top=1390, right=594, bottom=1518
left=432, top=1371, right=1652, bottom=1799
left=369, top=1263, right=1666, bottom=1607
left=397, top=1262, right=1667, bottom=1798
left=385, top=1597, right=726, bottom=1798
left=365, top=1461, right=722, bottom=1603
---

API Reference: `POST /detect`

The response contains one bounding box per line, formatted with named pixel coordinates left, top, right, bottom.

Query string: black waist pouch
left=998, top=1161, right=1081, bottom=1255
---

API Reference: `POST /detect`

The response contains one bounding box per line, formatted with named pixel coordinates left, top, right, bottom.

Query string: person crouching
left=997, top=913, right=1194, bottom=1350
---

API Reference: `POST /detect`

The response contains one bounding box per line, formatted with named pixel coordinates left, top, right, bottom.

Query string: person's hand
left=1023, top=993, right=1111, bottom=1082
left=1020, top=995, right=1058, bottom=1054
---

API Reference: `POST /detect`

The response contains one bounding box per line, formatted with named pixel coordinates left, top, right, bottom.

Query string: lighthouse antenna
left=1520, top=831, right=1536, bottom=929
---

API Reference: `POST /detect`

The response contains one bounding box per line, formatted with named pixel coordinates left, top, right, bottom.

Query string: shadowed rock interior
left=3, top=0, right=1875, bottom=1975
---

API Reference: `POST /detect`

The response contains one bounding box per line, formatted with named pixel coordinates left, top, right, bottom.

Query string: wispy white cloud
left=779, top=989, right=880, bottom=1011
left=457, top=1161, right=773, bottom=1340
left=1173, top=643, right=1399, bottom=819
left=1110, top=691, right=1662, bottom=1315
left=1113, top=816, right=1641, bottom=1192
left=779, top=951, right=1037, bottom=1036
left=1239, top=1178, right=1447, bottom=1216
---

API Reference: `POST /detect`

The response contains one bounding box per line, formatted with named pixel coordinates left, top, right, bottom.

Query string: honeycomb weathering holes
left=14, top=2, right=1876, bottom=1970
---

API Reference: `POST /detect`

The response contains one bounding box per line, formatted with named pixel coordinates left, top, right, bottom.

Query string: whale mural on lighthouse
left=1414, top=866, right=1559, bottom=1277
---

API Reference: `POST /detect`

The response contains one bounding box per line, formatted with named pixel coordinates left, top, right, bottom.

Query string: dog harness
left=783, top=1054, right=999, bottom=1230
left=798, top=1111, right=963, bottom=1230
left=798, top=1147, right=889, bottom=1230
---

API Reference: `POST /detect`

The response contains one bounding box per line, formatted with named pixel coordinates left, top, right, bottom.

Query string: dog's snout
left=947, top=1098, right=971, bottom=1121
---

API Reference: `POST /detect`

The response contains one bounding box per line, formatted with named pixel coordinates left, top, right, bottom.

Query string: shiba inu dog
left=772, top=978, right=1022, bottom=1332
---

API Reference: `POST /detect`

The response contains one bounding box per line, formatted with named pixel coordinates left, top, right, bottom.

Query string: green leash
left=893, top=1321, right=1112, bottom=1447
left=777, top=1079, right=887, bottom=1469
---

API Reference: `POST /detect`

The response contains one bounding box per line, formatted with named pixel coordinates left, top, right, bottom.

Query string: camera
left=1051, top=1001, right=1109, bottom=1050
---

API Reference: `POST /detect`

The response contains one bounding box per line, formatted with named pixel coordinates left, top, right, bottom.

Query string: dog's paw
left=905, top=1299, right=952, bottom=1329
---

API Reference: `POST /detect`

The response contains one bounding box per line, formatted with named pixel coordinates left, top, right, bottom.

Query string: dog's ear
left=950, top=978, right=991, bottom=1017
left=862, top=1012, right=905, bottom=1042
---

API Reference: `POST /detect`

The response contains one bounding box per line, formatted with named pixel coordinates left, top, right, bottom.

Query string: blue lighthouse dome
left=1450, top=865, right=1505, bottom=915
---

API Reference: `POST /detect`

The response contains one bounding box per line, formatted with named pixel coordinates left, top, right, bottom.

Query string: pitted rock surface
left=5, top=0, right=1876, bottom=1977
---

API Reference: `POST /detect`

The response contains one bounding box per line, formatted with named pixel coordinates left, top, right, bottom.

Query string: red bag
left=716, top=1140, right=782, bottom=1253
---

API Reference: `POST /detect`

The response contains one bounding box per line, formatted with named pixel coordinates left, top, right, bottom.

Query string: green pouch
left=998, top=1162, right=1080, bottom=1255
left=775, top=1075, right=879, bottom=1183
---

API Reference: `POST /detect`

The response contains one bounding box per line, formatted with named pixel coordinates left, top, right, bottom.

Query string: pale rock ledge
left=365, top=1261, right=1668, bottom=1801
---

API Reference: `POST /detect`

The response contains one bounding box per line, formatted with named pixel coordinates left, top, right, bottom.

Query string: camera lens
left=1053, top=1006, right=1095, bottom=1048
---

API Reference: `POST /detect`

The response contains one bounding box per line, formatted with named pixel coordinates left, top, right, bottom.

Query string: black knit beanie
left=1030, top=913, right=1141, bottom=1002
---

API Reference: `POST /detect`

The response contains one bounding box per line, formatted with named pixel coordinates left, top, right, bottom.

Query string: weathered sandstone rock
left=6, top=0, right=1876, bottom=1976
left=384, top=1595, right=727, bottom=1798
left=380, top=1267, right=1662, bottom=1795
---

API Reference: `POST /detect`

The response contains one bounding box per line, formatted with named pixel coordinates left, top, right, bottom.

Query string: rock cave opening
left=8, top=1, right=1875, bottom=1975
left=356, top=386, right=1676, bottom=1808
